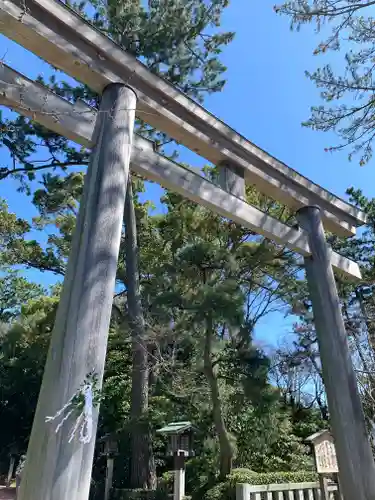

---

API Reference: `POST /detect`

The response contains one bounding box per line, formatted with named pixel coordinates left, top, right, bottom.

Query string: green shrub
left=157, top=471, right=174, bottom=494
left=112, top=489, right=157, bottom=500
left=203, top=482, right=233, bottom=500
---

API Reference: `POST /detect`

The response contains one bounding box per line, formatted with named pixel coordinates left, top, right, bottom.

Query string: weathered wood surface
left=0, top=1, right=366, bottom=236
left=0, top=63, right=361, bottom=279
left=319, top=476, right=329, bottom=500
left=306, top=430, right=338, bottom=475
left=297, top=206, right=375, bottom=500
left=218, top=162, right=245, bottom=200
left=17, top=83, right=136, bottom=500
left=314, top=441, right=338, bottom=475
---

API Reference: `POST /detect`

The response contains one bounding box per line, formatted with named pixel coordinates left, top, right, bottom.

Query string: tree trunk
left=355, top=290, right=375, bottom=451
left=124, top=179, right=156, bottom=490
left=203, top=317, right=234, bottom=480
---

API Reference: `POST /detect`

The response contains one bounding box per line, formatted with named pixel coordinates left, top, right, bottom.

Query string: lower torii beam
left=18, top=83, right=137, bottom=500
left=0, top=63, right=361, bottom=280
left=297, top=206, right=375, bottom=500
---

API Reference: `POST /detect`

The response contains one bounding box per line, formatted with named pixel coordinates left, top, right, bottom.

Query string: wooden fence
left=236, top=481, right=340, bottom=500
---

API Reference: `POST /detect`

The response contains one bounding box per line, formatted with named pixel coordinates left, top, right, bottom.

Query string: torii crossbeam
left=0, top=64, right=361, bottom=278
left=0, top=0, right=366, bottom=237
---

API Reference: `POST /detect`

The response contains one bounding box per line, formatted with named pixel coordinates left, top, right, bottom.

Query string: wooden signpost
left=308, top=431, right=338, bottom=476
left=307, top=430, right=340, bottom=500
left=1, top=1, right=375, bottom=499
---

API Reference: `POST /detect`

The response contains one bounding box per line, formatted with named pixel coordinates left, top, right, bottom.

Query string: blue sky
left=0, top=0, right=371, bottom=348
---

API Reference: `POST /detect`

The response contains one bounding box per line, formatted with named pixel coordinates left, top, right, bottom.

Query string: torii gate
left=0, top=1, right=374, bottom=499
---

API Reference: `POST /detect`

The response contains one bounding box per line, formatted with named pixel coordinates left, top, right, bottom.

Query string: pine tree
left=275, top=0, right=375, bottom=164
left=0, top=0, right=234, bottom=488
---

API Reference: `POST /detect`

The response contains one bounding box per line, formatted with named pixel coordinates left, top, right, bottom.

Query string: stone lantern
left=157, top=421, right=197, bottom=500
left=99, top=433, right=119, bottom=500
left=157, top=421, right=196, bottom=457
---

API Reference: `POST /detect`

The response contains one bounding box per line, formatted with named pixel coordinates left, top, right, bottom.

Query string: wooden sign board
left=307, top=430, right=339, bottom=474
left=314, top=436, right=338, bottom=474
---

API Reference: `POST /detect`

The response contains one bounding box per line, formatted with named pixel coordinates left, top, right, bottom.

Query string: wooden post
left=218, top=162, right=245, bottom=199
left=104, top=457, right=114, bottom=500
left=333, top=473, right=343, bottom=500
left=319, top=475, right=329, bottom=500
left=296, top=206, right=375, bottom=500
left=18, top=83, right=137, bottom=500
left=173, top=452, right=186, bottom=500
left=6, top=455, right=15, bottom=487
left=235, top=483, right=250, bottom=500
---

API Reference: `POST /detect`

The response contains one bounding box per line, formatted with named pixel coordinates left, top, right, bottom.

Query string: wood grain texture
left=0, top=63, right=361, bottom=279
left=319, top=475, right=330, bottom=500
left=218, top=162, right=245, bottom=200
left=17, top=83, right=136, bottom=500
left=0, top=1, right=366, bottom=235
left=297, top=206, right=375, bottom=500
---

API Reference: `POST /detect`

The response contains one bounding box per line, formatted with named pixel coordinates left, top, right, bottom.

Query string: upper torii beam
left=0, top=0, right=367, bottom=237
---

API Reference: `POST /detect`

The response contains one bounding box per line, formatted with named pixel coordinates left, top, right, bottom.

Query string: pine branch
left=0, top=161, right=88, bottom=181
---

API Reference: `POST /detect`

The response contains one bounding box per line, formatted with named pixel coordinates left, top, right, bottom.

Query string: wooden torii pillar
left=18, top=83, right=137, bottom=500
left=297, top=206, right=375, bottom=500
left=219, top=166, right=375, bottom=499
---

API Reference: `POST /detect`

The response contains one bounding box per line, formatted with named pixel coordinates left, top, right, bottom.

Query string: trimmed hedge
left=228, top=469, right=318, bottom=486
left=203, top=469, right=319, bottom=500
